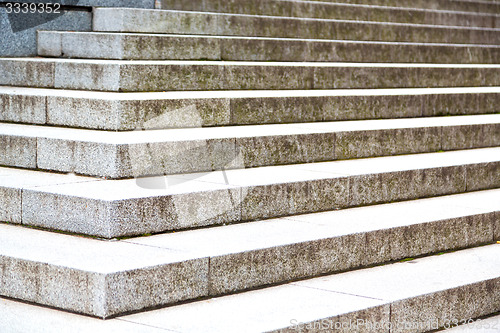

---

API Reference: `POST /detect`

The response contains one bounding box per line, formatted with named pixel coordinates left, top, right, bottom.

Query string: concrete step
left=92, top=9, right=500, bottom=45
left=284, top=0, right=500, bottom=13
left=1, top=115, right=499, bottom=177
left=159, top=0, right=500, bottom=28
left=0, top=189, right=498, bottom=318
left=443, top=314, right=500, bottom=332
left=1, top=86, right=499, bottom=130
left=37, top=31, right=500, bottom=63
left=0, top=242, right=498, bottom=331
left=2, top=58, right=500, bottom=92
left=2, top=147, right=499, bottom=238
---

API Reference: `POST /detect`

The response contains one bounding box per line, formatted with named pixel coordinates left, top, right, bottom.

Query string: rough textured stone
left=466, top=162, right=500, bottom=191
left=159, top=0, right=500, bottom=28
left=0, top=135, right=36, bottom=168
left=442, top=124, right=500, bottom=150
left=39, top=31, right=500, bottom=63
left=0, top=224, right=209, bottom=318
left=2, top=59, right=500, bottom=92
left=0, top=88, right=46, bottom=124
left=295, top=245, right=500, bottom=333
left=93, top=8, right=500, bottom=45
left=209, top=232, right=364, bottom=295
left=0, top=7, right=91, bottom=57
left=54, top=61, right=121, bottom=91
left=336, top=127, right=441, bottom=160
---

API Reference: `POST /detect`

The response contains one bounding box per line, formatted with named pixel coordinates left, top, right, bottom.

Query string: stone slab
left=120, top=245, right=500, bottom=332
left=0, top=188, right=498, bottom=317
left=0, top=115, right=498, bottom=177
left=0, top=7, right=91, bottom=57
left=93, top=8, right=500, bottom=45
left=0, top=167, right=99, bottom=224
left=159, top=0, right=500, bottom=28
left=293, top=245, right=500, bottom=333
left=2, top=85, right=498, bottom=130
left=2, top=58, right=500, bottom=92
left=37, top=31, right=500, bottom=64
left=0, top=223, right=208, bottom=318
left=9, top=147, right=500, bottom=237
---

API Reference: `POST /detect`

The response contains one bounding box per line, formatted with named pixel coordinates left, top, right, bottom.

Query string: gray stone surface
left=294, top=245, right=500, bottom=333
left=38, top=31, right=500, bottom=64
left=117, top=245, right=500, bottom=332
left=0, top=167, right=98, bottom=224
left=0, top=223, right=208, bottom=318
left=10, top=147, right=500, bottom=237
left=3, top=58, right=500, bottom=92
left=159, top=0, right=500, bottom=28
left=160, top=0, right=500, bottom=15
left=2, top=115, right=498, bottom=177
left=268, top=0, right=500, bottom=13
left=2, top=86, right=498, bottom=130
left=0, top=88, right=46, bottom=124
left=0, top=7, right=90, bottom=57
left=1, top=186, right=498, bottom=317
left=0, top=134, right=36, bottom=168
left=466, top=162, right=500, bottom=191
left=93, top=8, right=500, bottom=45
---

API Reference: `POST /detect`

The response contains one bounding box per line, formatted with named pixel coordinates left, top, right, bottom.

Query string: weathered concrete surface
left=160, top=0, right=500, bottom=28
left=117, top=245, right=500, bottom=332
left=2, top=58, right=500, bottom=92
left=93, top=8, right=500, bottom=45
left=2, top=192, right=497, bottom=318
left=249, top=0, right=500, bottom=13
left=37, top=31, right=500, bottom=63
left=2, top=86, right=498, bottom=130
left=2, top=147, right=496, bottom=237
left=0, top=115, right=498, bottom=177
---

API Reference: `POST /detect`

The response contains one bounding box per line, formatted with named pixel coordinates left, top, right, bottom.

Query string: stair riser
left=2, top=59, right=500, bottom=92
left=0, top=256, right=208, bottom=319
left=38, top=31, right=500, bottom=63
left=2, top=88, right=498, bottom=130
left=14, top=160, right=499, bottom=237
left=160, top=0, right=500, bottom=14
left=160, top=0, right=500, bottom=28
left=1, top=212, right=496, bottom=318
left=1, top=123, right=498, bottom=177
left=93, top=9, right=500, bottom=45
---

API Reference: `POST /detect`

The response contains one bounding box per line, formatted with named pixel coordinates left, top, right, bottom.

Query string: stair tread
left=0, top=189, right=498, bottom=318
left=117, top=244, right=500, bottom=332
left=1, top=147, right=498, bottom=238
left=4, top=147, right=497, bottom=198
left=2, top=244, right=497, bottom=331
left=1, top=189, right=496, bottom=269
left=2, top=114, right=498, bottom=142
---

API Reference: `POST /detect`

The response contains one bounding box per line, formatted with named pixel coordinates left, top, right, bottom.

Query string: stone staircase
left=0, top=0, right=499, bottom=331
